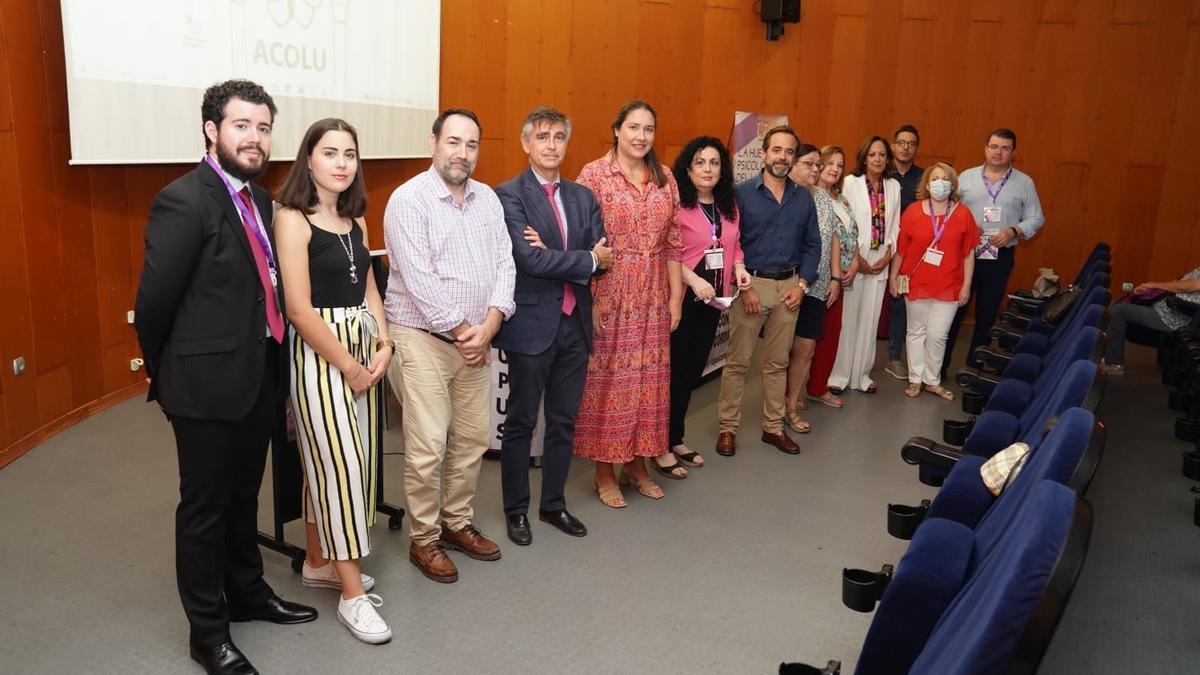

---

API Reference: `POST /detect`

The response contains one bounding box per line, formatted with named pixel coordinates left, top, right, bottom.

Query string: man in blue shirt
left=715, top=125, right=821, bottom=457
left=942, top=128, right=1045, bottom=379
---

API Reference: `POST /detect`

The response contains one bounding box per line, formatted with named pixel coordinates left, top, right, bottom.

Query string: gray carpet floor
left=0, top=341, right=1195, bottom=674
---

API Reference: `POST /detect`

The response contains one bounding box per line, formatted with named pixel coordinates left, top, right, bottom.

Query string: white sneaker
left=302, top=560, right=376, bottom=592
left=337, top=593, right=392, bottom=644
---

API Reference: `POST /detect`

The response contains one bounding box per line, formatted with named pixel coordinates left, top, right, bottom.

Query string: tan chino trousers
left=388, top=325, right=491, bottom=547
left=717, top=275, right=800, bottom=434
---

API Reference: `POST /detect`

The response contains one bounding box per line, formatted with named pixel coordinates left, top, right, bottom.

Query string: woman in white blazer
left=828, top=136, right=900, bottom=393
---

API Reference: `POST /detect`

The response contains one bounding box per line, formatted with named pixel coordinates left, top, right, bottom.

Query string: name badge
left=704, top=247, right=724, bottom=271
left=982, top=206, right=1002, bottom=223
left=922, top=247, right=944, bottom=267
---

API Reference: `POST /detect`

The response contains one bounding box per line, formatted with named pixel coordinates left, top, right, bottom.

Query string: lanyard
left=927, top=199, right=952, bottom=247
left=204, top=154, right=276, bottom=271
left=699, top=202, right=721, bottom=244
left=981, top=168, right=1012, bottom=204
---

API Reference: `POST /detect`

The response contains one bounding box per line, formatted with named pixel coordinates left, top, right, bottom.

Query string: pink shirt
left=676, top=205, right=743, bottom=296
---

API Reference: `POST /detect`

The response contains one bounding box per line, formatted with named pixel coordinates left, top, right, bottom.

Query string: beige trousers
left=388, top=325, right=491, bottom=547
left=717, top=275, right=800, bottom=434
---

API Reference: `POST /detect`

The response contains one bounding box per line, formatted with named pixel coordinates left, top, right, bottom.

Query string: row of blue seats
left=782, top=243, right=1111, bottom=675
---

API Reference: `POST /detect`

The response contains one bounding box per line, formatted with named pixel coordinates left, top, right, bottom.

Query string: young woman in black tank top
left=274, top=118, right=392, bottom=645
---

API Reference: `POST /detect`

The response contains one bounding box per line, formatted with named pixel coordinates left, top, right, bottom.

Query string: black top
left=895, top=163, right=925, bottom=212
left=303, top=214, right=370, bottom=308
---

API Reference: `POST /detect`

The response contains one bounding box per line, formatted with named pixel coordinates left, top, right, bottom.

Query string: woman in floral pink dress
left=574, top=100, right=684, bottom=508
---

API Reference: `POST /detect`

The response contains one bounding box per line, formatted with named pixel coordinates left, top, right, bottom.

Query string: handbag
left=979, top=442, right=1032, bottom=496
left=1042, top=285, right=1081, bottom=324
left=1130, top=288, right=1169, bottom=306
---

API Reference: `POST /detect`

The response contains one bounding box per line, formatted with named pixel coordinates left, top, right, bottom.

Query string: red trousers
left=807, top=295, right=843, bottom=397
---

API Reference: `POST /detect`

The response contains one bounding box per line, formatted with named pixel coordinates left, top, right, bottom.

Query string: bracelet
left=377, top=338, right=394, bottom=349
left=733, top=261, right=746, bottom=268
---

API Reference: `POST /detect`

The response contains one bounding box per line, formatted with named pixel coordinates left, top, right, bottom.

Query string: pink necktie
left=236, top=187, right=284, bottom=343
left=541, top=182, right=576, bottom=316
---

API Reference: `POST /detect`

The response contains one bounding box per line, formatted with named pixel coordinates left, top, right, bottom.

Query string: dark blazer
left=493, top=168, right=606, bottom=356
left=134, top=159, right=288, bottom=420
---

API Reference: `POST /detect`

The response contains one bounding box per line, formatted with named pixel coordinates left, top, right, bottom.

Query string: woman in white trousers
left=890, top=163, right=977, bottom=400
left=829, top=136, right=900, bottom=393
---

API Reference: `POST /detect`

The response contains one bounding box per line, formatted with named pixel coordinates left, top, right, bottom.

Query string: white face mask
left=929, top=178, right=952, bottom=200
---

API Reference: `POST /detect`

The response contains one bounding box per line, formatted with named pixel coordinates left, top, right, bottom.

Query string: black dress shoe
left=539, top=509, right=587, bottom=537
left=228, top=595, right=317, bottom=624
left=506, top=513, right=532, bottom=546
left=189, top=640, right=258, bottom=675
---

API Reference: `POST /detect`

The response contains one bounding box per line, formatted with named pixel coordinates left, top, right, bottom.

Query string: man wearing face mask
left=885, top=124, right=924, bottom=381
left=941, top=128, right=1045, bottom=380
left=715, top=126, right=821, bottom=457
left=383, top=108, right=516, bottom=583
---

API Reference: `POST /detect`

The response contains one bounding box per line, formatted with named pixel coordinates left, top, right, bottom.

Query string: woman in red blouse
left=890, top=163, right=977, bottom=400
left=574, top=100, right=685, bottom=508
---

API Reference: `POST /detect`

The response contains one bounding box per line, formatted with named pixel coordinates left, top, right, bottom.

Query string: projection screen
left=60, top=0, right=440, bottom=165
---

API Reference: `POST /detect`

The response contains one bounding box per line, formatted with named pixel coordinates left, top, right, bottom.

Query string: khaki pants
left=388, top=325, right=491, bottom=546
left=717, top=275, right=800, bottom=434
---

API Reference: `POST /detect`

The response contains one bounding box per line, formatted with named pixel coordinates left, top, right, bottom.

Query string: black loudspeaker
left=783, top=0, right=801, bottom=22
left=761, top=0, right=802, bottom=23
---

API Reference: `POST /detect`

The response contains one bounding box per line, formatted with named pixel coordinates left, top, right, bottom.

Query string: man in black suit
left=134, top=79, right=315, bottom=675
left=493, top=106, right=612, bottom=545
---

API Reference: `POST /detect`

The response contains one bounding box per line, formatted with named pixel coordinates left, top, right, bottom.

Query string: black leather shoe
left=539, top=509, right=587, bottom=537
left=189, top=640, right=258, bottom=675
left=228, top=595, right=317, bottom=625
left=506, top=513, right=532, bottom=546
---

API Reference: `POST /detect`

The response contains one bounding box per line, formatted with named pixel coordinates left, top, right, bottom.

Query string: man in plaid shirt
left=384, top=108, right=516, bottom=584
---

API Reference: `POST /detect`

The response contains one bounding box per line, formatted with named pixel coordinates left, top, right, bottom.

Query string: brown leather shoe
left=761, top=430, right=800, bottom=455
left=716, top=431, right=736, bottom=457
left=409, top=541, right=459, bottom=583
left=440, top=524, right=502, bottom=561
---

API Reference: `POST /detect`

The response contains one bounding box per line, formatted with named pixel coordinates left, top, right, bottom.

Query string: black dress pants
left=169, top=342, right=279, bottom=647
left=500, top=312, right=589, bottom=516
left=942, top=246, right=1015, bottom=380
left=669, top=286, right=722, bottom=447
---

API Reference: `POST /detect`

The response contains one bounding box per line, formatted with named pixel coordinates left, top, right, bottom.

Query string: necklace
left=321, top=212, right=358, bottom=284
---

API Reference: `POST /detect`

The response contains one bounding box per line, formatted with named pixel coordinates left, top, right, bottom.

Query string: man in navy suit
left=493, top=106, right=612, bottom=545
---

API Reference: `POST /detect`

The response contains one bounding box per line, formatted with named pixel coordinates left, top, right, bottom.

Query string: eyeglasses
left=893, top=140, right=917, bottom=148
left=987, top=143, right=1014, bottom=153
left=796, top=160, right=820, bottom=169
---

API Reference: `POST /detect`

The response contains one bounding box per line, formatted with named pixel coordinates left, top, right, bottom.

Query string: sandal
left=864, top=383, right=878, bottom=394
left=808, top=392, right=845, bottom=408
left=904, top=383, right=922, bottom=398
left=785, top=408, right=812, bottom=434
left=593, top=478, right=626, bottom=509
left=793, top=398, right=808, bottom=411
left=671, top=444, right=704, bottom=467
left=652, top=455, right=688, bottom=480
left=618, top=468, right=664, bottom=499
left=828, top=386, right=844, bottom=395
left=925, top=385, right=955, bottom=401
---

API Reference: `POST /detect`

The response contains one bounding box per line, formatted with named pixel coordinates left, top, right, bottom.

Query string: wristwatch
left=797, top=279, right=808, bottom=292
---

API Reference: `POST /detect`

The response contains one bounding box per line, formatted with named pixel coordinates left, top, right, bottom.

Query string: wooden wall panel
left=2, top=0, right=1200, bottom=462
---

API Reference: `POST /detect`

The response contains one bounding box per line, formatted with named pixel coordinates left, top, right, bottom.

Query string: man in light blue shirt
left=942, top=128, right=1045, bottom=378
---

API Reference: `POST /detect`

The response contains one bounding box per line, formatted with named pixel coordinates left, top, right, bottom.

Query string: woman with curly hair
left=661, top=136, right=752, bottom=478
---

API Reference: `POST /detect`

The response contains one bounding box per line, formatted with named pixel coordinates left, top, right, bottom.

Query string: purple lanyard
left=204, top=154, right=276, bottom=272
left=927, top=199, right=952, bottom=246
left=981, top=168, right=1012, bottom=204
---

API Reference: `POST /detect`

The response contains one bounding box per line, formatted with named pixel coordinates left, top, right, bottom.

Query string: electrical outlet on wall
left=127, top=310, right=135, bottom=324
left=1122, top=282, right=1134, bottom=293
